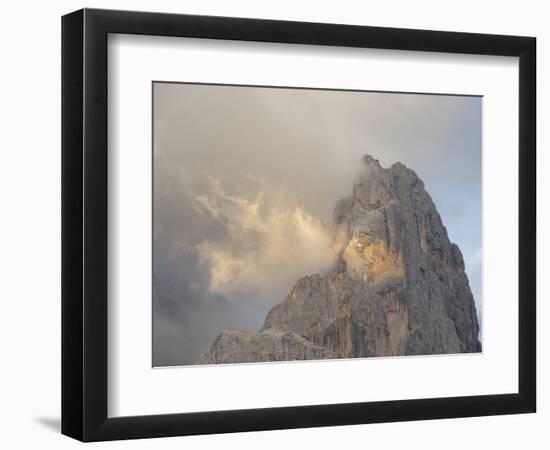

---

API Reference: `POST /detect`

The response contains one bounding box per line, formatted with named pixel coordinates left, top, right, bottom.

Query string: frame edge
left=518, top=36, right=537, bottom=413
left=61, top=8, right=85, bottom=442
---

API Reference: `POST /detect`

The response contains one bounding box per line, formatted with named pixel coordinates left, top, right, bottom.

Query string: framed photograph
left=61, top=8, right=536, bottom=441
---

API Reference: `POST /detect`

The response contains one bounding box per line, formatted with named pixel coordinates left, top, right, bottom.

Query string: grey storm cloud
left=153, top=82, right=482, bottom=366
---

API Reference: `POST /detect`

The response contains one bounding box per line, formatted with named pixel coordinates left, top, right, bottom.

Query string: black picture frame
left=61, top=8, right=536, bottom=442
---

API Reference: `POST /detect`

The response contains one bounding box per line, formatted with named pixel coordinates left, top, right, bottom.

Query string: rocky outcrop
left=195, top=155, right=481, bottom=364
left=194, top=328, right=335, bottom=364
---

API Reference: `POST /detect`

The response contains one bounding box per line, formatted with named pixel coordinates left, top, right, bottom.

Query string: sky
left=152, top=82, right=482, bottom=367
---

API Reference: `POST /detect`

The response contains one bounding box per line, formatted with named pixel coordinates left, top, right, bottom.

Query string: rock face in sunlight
left=195, top=155, right=481, bottom=365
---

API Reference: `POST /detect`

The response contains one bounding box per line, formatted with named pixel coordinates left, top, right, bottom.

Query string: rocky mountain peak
left=361, top=153, right=382, bottom=167
left=195, top=155, right=481, bottom=365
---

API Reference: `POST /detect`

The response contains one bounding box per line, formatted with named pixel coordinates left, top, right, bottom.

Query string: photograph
left=152, top=83, right=482, bottom=367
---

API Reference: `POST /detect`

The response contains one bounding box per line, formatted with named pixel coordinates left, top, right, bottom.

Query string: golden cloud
left=194, top=177, right=336, bottom=301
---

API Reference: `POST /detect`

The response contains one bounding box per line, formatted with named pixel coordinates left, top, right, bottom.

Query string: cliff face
left=195, top=155, right=481, bottom=365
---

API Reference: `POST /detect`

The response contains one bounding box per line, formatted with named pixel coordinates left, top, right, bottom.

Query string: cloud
left=152, top=246, right=234, bottom=366
left=193, top=177, right=335, bottom=305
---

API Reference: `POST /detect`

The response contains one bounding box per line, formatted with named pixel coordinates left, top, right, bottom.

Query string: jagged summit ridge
left=195, top=155, right=481, bottom=364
